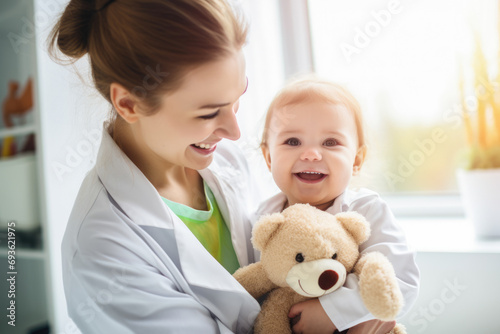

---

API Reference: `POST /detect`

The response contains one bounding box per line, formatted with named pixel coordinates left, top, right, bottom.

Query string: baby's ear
left=353, top=145, right=367, bottom=176
left=261, top=145, right=272, bottom=172
left=335, top=212, right=371, bottom=245
left=252, top=212, right=285, bottom=251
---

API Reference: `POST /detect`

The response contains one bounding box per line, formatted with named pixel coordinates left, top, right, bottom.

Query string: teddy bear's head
left=252, top=203, right=370, bottom=297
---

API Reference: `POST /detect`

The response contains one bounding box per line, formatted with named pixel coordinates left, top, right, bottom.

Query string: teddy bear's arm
left=233, top=262, right=277, bottom=299
left=354, top=251, right=404, bottom=321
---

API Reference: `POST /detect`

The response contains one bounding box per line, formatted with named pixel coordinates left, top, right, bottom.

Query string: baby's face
left=262, top=100, right=364, bottom=209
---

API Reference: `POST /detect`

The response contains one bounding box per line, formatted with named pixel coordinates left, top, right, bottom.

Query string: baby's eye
left=285, top=138, right=300, bottom=146
left=324, top=138, right=338, bottom=147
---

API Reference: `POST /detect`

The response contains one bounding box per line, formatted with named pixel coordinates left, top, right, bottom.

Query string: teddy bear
left=233, top=203, right=406, bottom=334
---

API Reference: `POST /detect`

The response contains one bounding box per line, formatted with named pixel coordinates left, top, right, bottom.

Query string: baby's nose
left=300, top=148, right=322, bottom=161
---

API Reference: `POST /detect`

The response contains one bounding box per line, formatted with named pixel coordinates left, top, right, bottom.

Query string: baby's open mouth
left=295, top=172, right=327, bottom=182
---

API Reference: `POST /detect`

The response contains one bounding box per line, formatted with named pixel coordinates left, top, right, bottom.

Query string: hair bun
left=50, top=0, right=97, bottom=59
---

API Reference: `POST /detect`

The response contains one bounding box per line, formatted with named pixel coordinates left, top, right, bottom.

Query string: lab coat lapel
left=199, top=165, right=251, bottom=267
left=95, top=126, right=174, bottom=229
left=172, top=212, right=258, bottom=330
left=166, top=169, right=258, bottom=331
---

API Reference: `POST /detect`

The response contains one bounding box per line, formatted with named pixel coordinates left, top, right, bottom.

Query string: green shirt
left=161, top=182, right=240, bottom=274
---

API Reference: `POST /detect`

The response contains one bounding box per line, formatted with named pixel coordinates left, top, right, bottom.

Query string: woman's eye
left=324, top=138, right=338, bottom=147
left=199, top=110, right=220, bottom=120
left=285, top=138, right=300, bottom=146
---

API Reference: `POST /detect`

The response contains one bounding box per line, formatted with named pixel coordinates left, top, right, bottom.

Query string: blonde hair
left=48, top=0, right=247, bottom=114
left=261, top=75, right=366, bottom=150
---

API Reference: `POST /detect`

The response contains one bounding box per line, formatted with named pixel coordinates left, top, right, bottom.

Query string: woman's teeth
left=193, top=143, right=213, bottom=149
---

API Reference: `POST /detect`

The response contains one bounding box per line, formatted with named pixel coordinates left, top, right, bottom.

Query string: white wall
left=35, top=1, right=108, bottom=332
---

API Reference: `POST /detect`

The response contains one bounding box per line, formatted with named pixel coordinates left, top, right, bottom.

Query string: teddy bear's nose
left=318, top=270, right=339, bottom=290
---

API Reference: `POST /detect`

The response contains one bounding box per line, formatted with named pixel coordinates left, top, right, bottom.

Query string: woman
left=50, top=0, right=399, bottom=333
left=51, top=0, right=258, bottom=332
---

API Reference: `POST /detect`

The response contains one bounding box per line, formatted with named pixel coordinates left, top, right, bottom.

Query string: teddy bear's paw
left=388, top=323, right=407, bottom=334
left=357, top=252, right=403, bottom=321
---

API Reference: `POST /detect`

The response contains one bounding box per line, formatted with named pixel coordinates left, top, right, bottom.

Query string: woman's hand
left=288, top=299, right=337, bottom=334
left=347, top=319, right=396, bottom=334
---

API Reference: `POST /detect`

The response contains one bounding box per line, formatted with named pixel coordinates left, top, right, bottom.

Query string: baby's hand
left=288, top=299, right=337, bottom=334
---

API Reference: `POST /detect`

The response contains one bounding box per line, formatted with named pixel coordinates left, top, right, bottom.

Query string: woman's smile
left=190, top=143, right=218, bottom=155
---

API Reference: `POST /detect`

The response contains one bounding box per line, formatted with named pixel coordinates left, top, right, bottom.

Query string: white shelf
left=0, top=123, right=36, bottom=139
left=0, top=247, right=44, bottom=260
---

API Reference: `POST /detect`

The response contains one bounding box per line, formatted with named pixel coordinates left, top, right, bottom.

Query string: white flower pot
left=457, top=168, right=500, bottom=238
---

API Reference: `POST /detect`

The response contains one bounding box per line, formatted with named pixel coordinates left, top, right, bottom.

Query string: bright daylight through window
left=307, top=0, right=499, bottom=196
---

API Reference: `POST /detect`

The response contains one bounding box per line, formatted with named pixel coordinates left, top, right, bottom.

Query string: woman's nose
left=300, top=147, right=322, bottom=161
left=214, top=108, right=241, bottom=141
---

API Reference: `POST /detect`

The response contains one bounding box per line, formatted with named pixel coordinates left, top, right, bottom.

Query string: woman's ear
left=110, top=82, right=142, bottom=124
left=261, top=144, right=272, bottom=172
left=353, top=145, right=367, bottom=176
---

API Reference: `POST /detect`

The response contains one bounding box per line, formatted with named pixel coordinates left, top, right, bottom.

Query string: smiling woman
left=47, top=0, right=265, bottom=333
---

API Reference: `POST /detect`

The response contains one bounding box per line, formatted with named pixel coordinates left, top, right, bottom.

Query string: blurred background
left=1, top=0, right=499, bottom=333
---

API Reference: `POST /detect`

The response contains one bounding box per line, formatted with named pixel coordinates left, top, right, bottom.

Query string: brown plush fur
left=233, top=204, right=405, bottom=334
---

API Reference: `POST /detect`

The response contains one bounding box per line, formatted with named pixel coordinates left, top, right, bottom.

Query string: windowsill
left=399, top=217, right=500, bottom=253
left=384, top=194, right=464, bottom=217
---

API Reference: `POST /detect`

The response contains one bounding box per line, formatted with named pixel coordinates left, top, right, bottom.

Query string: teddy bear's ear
left=335, top=212, right=371, bottom=245
left=251, top=212, right=286, bottom=251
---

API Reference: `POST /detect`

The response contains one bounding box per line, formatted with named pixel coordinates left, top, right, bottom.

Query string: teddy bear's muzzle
left=285, top=259, right=347, bottom=297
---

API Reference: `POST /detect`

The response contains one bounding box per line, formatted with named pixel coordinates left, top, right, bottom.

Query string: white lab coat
left=61, top=124, right=261, bottom=334
left=256, top=189, right=420, bottom=331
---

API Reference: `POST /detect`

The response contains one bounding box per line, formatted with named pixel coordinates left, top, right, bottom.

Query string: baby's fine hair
left=260, top=75, right=366, bottom=150
left=48, top=0, right=247, bottom=114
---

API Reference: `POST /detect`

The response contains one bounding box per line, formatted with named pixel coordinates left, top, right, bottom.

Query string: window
left=238, top=0, right=499, bottom=216
left=236, top=0, right=287, bottom=198
left=307, top=0, right=500, bottom=196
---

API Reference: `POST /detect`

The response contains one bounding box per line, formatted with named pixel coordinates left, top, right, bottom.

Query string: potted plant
left=456, top=34, right=500, bottom=238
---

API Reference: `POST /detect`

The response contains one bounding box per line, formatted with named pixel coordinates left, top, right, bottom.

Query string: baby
left=257, top=76, right=420, bottom=333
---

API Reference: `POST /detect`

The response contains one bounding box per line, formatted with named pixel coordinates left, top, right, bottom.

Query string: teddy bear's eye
left=332, top=253, right=337, bottom=260
left=295, top=253, right=304, bottom=263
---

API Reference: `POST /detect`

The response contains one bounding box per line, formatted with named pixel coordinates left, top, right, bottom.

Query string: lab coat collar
left=95, top=123, right=174, bottom=229
left=258, top=189, right=379, bottom=216
left=326, top=191, right=346, bottom=215
left=325, top=188, right=376, bottom=215
left=257, top=191, right=348, bottom=216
